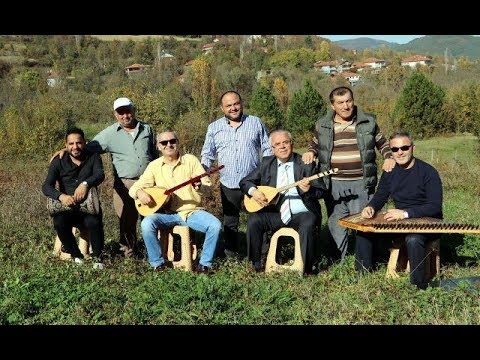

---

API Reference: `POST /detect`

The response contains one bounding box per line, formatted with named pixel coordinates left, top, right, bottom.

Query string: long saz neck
left=164, top=165, right=224, bottom=195
left=277, top=168, right=338, bottom=193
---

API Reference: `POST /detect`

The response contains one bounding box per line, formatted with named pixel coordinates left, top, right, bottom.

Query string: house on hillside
left=159, top=50, right=175, bottom=60
left=313, top=61, right=337, bottom=75
left=339, top=71, right=360, bottom=86
left=362, top=58, right=386, bottom=73
left=47, top=70, right=61, bottom=87
left=351, top=62, right=369, bottom=72
left=401, top=55, right=432, bottom=68
left=125, top=63, right=151, bottom=76
left=202, top=43, right=215, bottom=54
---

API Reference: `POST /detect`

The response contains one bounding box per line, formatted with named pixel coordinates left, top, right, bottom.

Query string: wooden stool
left=158, top=225, right=197, bottom=271
left=265, top=227, right=304, bottom=275
left=53, top=227, right=91, bottom=260
left=386, top=237, right=440, bottom=280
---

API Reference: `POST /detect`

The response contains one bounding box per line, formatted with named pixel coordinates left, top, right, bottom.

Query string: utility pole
left=74, top=35, right=82, bottom=52
left=444, top=47, right=449, bottom=75
left=157, top=41, right=163, bottom=84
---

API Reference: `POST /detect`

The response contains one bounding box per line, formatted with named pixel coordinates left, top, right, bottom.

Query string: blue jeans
left=141, top=210, right=221, bottom=268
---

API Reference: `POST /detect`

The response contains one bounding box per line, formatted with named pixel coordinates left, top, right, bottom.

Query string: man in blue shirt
left=201, top=91, right=273, bottom=257
left=357, top=130, right=443, bottom=289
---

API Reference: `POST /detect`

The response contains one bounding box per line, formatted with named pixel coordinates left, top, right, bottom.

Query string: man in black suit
left=240, top=129, right=324, bottom=274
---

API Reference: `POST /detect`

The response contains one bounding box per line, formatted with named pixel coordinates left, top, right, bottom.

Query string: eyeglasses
left=272, top=140, right=292, bottom=148
left=391, top=145, right=412, bottom=152
left=159, top=138, right=178, bottom=146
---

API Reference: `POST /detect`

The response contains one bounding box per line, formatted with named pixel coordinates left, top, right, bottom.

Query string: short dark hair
left=65, top=127, right=85, bottom=141
left=329, top=86, right=354, bottom=104
left=220, top=90, right=242, bottom=104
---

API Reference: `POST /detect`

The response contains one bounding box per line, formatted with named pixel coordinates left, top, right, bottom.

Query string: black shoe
left=153, top=262, right=172, bottom=272
left=194, top=264, right=212, bottom=275
left=253, top=261, right=264, bottom=273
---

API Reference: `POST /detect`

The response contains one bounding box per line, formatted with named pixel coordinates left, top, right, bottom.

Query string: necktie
left=279, top=164, right=291, bottom=225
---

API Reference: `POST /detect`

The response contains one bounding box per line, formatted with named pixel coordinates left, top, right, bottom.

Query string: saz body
left=244, top=168, right=338, bottom=213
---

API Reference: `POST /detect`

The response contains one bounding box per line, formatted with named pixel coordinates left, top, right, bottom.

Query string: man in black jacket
left=240, top=130, right=324, bottom=274
left=43, top=127, right=105, bottom=268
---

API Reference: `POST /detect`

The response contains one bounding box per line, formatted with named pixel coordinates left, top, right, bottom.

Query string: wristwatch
left=81, top=181, right=88, bottom=186
left=403, top=211, right=409, bottom=219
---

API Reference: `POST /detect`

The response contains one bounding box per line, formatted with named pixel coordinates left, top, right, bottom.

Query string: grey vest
left=316, top=107, right=378, bottom=190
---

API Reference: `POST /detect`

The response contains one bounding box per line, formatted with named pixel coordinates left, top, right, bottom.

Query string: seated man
left=42, top=127, right=106, bottom=268
left=240, top=129, right=324, bottom=274
left=357, top=130, right=443, bottom=289
left=128, top=129, right=221, bottom=273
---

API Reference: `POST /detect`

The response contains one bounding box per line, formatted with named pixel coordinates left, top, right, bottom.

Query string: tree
left=191, top=58, right=213, bottom=115
left=391, top=72, right=446, bottom=138
left=249, top=85, right=283, bottom=131
left=286, top=80, right=327, bottom=139
left=272, top=77, right=289, bottom=112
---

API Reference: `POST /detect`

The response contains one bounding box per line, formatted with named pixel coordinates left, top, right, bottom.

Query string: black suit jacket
left=239, top=152, right=324, bottom=217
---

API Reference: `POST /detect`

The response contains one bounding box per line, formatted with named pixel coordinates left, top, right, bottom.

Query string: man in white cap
left=51, top=97, right=158, bottom=258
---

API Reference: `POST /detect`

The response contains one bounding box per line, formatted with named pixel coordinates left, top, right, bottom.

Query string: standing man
left=129, top=129, right=221, bottom=273
left=302, top=86, right=396, bottom=262
left=51, top=97, right=158, bottom=258
left=201, top=90, right=273, bottom=257
left=358, top=130, right=443, bottom=289
left=43, top=127, right=106, bottom=268
left=240, top=130, right=324, bottom=274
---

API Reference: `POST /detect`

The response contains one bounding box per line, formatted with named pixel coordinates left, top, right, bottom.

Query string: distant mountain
left=331, top=37, right=399, bottom=50
left=330, top=35, right=480, bottom=60
left=396, top=35, right=480, bottom=59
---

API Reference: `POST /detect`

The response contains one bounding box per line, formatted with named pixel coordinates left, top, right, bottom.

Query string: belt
left=121, top=177, right=139, bottom=180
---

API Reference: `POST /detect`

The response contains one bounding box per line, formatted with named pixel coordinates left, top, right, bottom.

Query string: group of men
left=43, top=87, right=443, bottom=289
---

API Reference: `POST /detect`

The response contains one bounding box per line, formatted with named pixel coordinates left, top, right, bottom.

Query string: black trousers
left=219, top=184, right=243, bottom=251
left=53, top=211, right=104, bottom=259
left=246, top=211, right=319, bottom=273
left=355, top=232, right=430, bottom=289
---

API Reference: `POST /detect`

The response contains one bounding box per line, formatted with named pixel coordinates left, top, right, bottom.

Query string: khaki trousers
left=113, top=178, right=140, bottom=255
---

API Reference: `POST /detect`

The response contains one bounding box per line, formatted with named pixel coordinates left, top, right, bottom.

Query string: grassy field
left=1, top=134, right=479, bottom=325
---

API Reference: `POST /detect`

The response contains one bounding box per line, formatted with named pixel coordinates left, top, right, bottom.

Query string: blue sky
left=318, top=35, right=424, bottom=44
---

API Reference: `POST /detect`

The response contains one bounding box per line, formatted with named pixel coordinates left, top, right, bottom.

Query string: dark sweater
left=368, top=158, right=443, bottom=219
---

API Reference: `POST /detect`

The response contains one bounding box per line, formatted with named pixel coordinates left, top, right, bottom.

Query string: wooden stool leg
left=53, top=227, right=91, bottom=260
left=386, top=247, right=400, bottom=279
left=426, top=239, right=440, bottom=281
left=265, top=228, right=303, bottom=275
left=386, top=238, right=441, bottom=282
left=265, top=232, right=280, bottom=273
left=158, top=226, right=194, bottom=271
left=78, top=228, right=91, bottom=257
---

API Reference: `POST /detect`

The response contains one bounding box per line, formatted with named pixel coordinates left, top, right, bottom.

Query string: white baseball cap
left=113, top=97, right=134, bottom=111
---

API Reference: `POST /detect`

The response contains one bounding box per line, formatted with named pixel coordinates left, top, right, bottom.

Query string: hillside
left=333, top=37, right=398, bottom=50
left=396, top=35, right=480, bottom=59
left=330, top=35, right=480, bottom=60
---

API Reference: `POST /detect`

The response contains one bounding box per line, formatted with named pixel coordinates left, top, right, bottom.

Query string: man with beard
left=201, top=91, right=273, bottom=258
left=43, top=127, right=105, bottom=268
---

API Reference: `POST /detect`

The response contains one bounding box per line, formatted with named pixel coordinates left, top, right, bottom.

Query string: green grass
left=1, top=135, right=480, bottom=324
